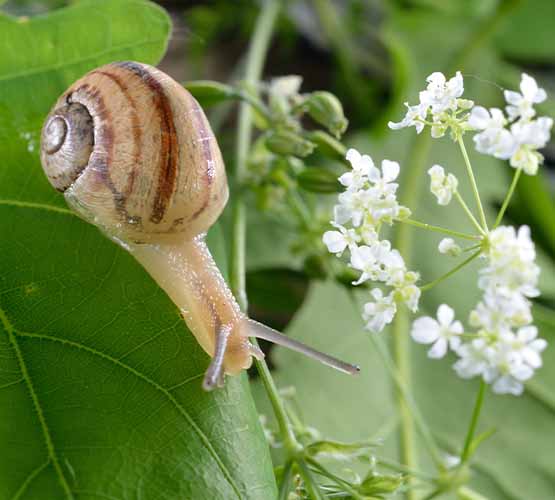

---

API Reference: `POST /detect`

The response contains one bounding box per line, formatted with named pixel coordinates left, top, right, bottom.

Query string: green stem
left=457, top=135, right=488, bottom=232
left=454, top=191, right=487, bottom=236
left=400, top=218, right=480, bottom=241
left=228, top=0, right=301, bottom=456
left=307, top=458, right=364, bottom=499
left=278, top=461, right=294, bottom=500
left=376, top=458, right=436, bottom=482
left=494, top=166, right=522, bottom=228
left=297, top=459, right=324, bottom=500
left=421, top=489, right=444, bottom=500
left=367, top=333, right=445, bottom=471
left=420, top=249, right=482, bottom=292
left=460, top=380, right=487, bottom=463
left=391, top=133, right=432, bottom=500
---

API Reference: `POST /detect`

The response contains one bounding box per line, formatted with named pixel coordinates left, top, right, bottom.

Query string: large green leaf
left=0, top=1, right=276, bottom=499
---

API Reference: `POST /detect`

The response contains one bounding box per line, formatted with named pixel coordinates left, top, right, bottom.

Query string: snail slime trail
left=40, top=61, right=359, bottom=390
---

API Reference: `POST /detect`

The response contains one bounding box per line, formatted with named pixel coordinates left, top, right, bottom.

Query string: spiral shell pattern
left=40, top=61, right=228, bottom=243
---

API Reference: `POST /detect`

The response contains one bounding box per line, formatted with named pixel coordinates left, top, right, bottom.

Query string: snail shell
left=40, top=61, right=228, bottom=243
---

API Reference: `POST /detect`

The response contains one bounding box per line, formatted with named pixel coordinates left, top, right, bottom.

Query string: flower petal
left=437, top=304, right=455, bottom=326
left=411, top=317, right=440, bottom=344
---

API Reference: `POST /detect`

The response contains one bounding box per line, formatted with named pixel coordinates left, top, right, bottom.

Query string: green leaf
left=0, top=1, right=276, bottom=498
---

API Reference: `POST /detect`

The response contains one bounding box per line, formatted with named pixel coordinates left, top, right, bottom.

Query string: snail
left=40, top=61, right=359, bottom=390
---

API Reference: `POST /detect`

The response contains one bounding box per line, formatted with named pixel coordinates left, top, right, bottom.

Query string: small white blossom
left=509, top=117, right=553, bottom=175
left=389, top=71, right=468, bottom=138
left=388, top=102, right=427, bottom=133
left=502, top=326, right=547, bottom=369
left=469, top=107, right=516, bottom=159
left=270, top=75, right=302, bottom=98
left=428, top=165, right=458, bottom=205
left=438, top=238, right=462, bottom=256
left=419, top=71, right=464, bottom=114
left=483, top=346, right=534, bottom=396
left=504, top=73, right=547, bottom=121
left=411, top=304, right=464, bottom=359
left=323, top=223, right=360, bottom=256
left=363, top=289, right=397, bottom=333
left=340, top=148, right=374, bottom=190
left=453, top=339, right=493, bottom=379
left=398, top=282, right=421, bottom=313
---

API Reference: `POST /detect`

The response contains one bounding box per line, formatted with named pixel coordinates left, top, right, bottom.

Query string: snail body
left=40, top=61, right=358, bottom=389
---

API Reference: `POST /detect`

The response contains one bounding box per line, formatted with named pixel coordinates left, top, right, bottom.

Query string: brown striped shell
left=40, top=61, right=229, bottom=243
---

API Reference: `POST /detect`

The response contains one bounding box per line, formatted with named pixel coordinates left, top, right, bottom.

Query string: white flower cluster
left=412, top=225, right=546, bottom=395
left=388, top=71, right=472, bottom=138
left=389, top=71, right=553, bottom=175
left=469, top=73, right=553, bottom=175
left=323, top=149, right=420, bottom=333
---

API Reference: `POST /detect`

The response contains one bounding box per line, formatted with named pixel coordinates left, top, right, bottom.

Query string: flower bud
left=359, top=472, right=403, bottom=496
left=306, top=130, right=347, bottom=161
left=266, top=131, right=315, bottom=157
left=305, top=91, right=348, bottom=138
left=438, top=238, right=462, bottom=256
left=298, top=168, right=342, bottom=193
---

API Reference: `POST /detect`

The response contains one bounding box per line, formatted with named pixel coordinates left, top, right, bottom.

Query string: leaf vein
left=14, top=330, right=243, bottom=499
left=0, top=307, right=74, bottom=499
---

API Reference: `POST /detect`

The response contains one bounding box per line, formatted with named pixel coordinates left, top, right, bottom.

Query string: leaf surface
left=0, top=2, right=276, bottom=499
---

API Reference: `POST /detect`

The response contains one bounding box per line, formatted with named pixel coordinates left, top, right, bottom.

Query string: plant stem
left=367, top=332, right=445, bottom=471
left=400, top=218, right=480, bottom=241
left=494, top=166, right=522, bottom=228
left=307, top=458, right=364, bottom=499
left=297, top=459, right=325, bottom=500
left=391, top=133, right=432, bottom=500
left=457, top=135, right=488, bottom=232
left=420, top=249, right=482, bottom=292
left=460, top=380, right=487, bottom=463
left=231, top=0, right=280, bottom=310
left=454, top=191, right=487, bottom=236
left=376, top=458, right=436, bottom=482
left=228, top=0, right=301, bottom=456
left=278, top=461, right=294, bottom=500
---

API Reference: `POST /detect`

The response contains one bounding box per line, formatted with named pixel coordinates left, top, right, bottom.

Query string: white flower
left=502, top=326, right=547, bottom=369
left=419, top=71, right=464, bottom=114
left=399, top=283, right=421, bottom=313
left=483, top=346, right=534, bottom=396
left=369, top=159, right=400, bottom=193
left=270, top=75, right=302, bottom=98
left=350, top=241, right=392, bottom=285
left=469, top=107, right=516, bottom=160
left=453, top=339, right=493, bottom=379
left=438, top=238, right=462, bottom=256
left=509, top=117, right=553, bottom=175
left=323, top=223, right=360, bottom=256
left=336, top=189, right=371, bottom=227
left=411, top=304, right=464, bottom=359
left=388, top=102, right=427, bottom=133
left=504, top=73, right=547, bottom=121
left=428, top=164, right=458, bottom=205
left=482, top=225, right=539, bottom=299
left=339, top=148, right=374, bottom=190
left=363, top=289, right=397, bottom=333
